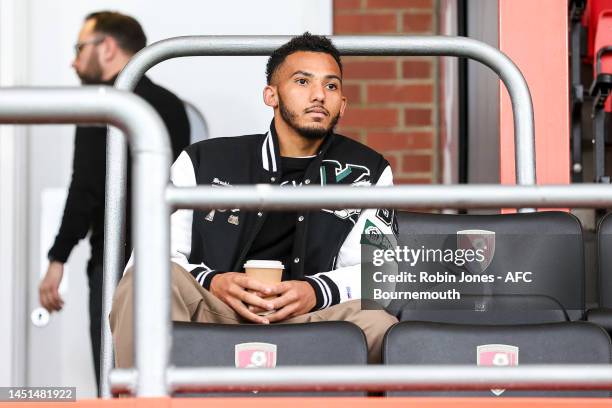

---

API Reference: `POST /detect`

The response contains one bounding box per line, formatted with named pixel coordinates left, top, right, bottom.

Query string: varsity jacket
left=168, top=123, right=398, bottom=310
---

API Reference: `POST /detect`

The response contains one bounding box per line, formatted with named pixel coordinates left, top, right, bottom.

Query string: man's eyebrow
left=291, top=71, right=342, bottom=82
left=291, top=70, right=314, bottom=77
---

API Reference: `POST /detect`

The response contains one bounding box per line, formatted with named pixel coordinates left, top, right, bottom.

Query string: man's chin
left=296, top=125, right=331, bottom=140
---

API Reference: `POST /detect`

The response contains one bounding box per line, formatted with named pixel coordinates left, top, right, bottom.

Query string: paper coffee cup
left=243, top=260, right=284, bottom=315
left=243, top=260, right=284, bottom=283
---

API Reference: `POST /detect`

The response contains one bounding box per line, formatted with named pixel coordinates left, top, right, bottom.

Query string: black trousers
left=87, top=263, right=103, bottom=395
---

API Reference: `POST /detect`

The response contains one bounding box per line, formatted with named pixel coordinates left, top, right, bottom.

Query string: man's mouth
left=305, top=106, right=329, bottom=116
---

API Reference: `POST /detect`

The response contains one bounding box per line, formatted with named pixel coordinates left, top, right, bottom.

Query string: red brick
left=334, top=13, right=397, bottom=34
left=405, top=108, right=432, bottom=126
left=368, top=131, right=432, bottom=151
left=402, top=60, right=432, bottom=79
left=367, top=0, right=433, bottom=9
left=402, top=13, right=433, bottom=33
left=384, top=154, right=398, bottom=171
left=341, top=107, right=398, bottom=128
left=336, top=127, right=363, bottom=142
left=342, top=83, right=362, bottom=104
left=402, top=154, right=432, bottom=172
left=367, top=84, right=433, bottom=103
left=343, top=59, right=397, bottom=79
left=335, top=0, right=362, bottom=10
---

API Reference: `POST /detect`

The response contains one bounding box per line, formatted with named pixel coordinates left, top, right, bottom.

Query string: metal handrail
left=110, top=365, right=612, bottom=394
left=0, top=87, right=171, bottom=397
left=102, top=35, right=538, bottom=397
left=167, top=184, right=612, bottom=209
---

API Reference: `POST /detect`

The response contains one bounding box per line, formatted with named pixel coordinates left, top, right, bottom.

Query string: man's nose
left=310, top=82, right=325, bottom=102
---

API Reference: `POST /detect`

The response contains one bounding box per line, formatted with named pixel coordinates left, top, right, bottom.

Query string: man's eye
left=326, top=83, right=338, bottom=90
left=296, top=78, right=308, bottom=85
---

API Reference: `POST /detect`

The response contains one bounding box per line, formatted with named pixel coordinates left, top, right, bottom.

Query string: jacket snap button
left=304, top=179, right=310, bottom=184
left=298, top=216, right=304, bottom=222
left=294, top=257, right=300, bottom=263
left=257, top=212, right=263, bottom=217
left=270, top=177, right=276, bottom=182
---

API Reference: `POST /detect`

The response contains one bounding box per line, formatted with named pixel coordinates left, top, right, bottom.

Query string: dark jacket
left=48, top=75, right=190, bottom=267
left=164, top=123, right=397, bottom=310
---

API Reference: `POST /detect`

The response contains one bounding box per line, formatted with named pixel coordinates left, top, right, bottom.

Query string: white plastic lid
left=243, top=260, right=285, bottom=270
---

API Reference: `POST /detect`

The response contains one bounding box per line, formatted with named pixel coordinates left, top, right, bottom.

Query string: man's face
left=271, top=51, right=346, bottom=140
left=71, top=19, right=104, bottom=84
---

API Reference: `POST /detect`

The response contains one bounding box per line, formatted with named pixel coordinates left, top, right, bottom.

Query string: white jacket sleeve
left=303, top=165, right=399, bottom=309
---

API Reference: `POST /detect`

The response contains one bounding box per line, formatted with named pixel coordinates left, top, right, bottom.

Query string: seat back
left=392, top=211, right=585, bottom=320
left=384, top=321, right=611, bottom=397
left=171, top=321, right=367, bottom=396
left=183, top=100, right=209, bottom=143
left=399, top=294, right=568, bottom=324
left=583, top=0, right=612, bottom=61
left=597, top=212, right=612, bottom=307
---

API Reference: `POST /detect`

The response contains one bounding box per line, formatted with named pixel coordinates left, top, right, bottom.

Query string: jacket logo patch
left=360, top=219, right=392, bottom=249
left=322, top=208, right=361, bottom=224
left=319, top=160, right=371, bottom=186
left=227, top=214, right=239, bottom=226
left=212, top=177, right=232, bottom=187
left=376, top=209, right=393, bottom=226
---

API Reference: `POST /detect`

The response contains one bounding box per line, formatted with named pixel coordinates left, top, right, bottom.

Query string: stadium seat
left=587, top=212, right=612, bottom=333
left=384, top=321, right=611, bottom=397
left=392, top=211, right=585, bottom=320
left=399, top=294, right=568, bottom=325
left=171, top=321, right=367, bottom=397
left=582, top=0, right=612, bottom=62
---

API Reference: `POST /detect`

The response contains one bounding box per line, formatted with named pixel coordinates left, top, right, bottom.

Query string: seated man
left=111, top=32, right=398, bottom=366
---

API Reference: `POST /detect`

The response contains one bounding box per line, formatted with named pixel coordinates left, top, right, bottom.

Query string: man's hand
left=263, top=281, right=317, bottom=323
left=39, top=261, right=65, bottom=312
left=209, top=272, right=277, bottom=324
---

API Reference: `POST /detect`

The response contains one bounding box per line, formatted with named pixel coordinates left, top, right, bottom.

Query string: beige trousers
left=110, top=263, right=398, bottom=367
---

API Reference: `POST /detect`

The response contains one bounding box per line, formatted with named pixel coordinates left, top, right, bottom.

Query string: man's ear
left=263, top=85, right=278, bottom=108
left=339, top=95, right=348, bottom=117
left=99, top=36, right=117, bottom=63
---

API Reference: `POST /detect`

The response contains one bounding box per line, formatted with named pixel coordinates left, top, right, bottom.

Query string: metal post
left=0, top=87, right=172, bottom=398
left=102, top=35, right=536, bottom=397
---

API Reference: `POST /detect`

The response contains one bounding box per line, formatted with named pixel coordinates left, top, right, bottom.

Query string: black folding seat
left=384, top=321, right=611, bottom=397
left=587, top=212, right=612, bottom=333
left=399, top=294, right=568, bottom=324
left=171, top=321, right=367, bottom=396
left=391, top=211, right=584, bottom=321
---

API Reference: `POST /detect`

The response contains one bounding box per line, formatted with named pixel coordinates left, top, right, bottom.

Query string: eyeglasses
left=73, top=36, right=105, bottom=56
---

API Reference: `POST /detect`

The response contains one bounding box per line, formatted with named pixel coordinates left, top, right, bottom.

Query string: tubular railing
left=102, top=36, right=537, bottom=396
left=96, top=35, right=561, bottom=398
left=0, top=87, right=171, bottom=395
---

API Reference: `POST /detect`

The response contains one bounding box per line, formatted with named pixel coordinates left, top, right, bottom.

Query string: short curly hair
left=266, top=32, right=342, bottom=84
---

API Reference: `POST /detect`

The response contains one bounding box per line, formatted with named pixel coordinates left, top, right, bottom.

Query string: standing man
left=111, top=33, right=399, bottom=368
left=39, top=11, right=190, bottom=389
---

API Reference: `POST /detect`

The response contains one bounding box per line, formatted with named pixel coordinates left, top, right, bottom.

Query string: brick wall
left=333, top=0, right=438, bottom=184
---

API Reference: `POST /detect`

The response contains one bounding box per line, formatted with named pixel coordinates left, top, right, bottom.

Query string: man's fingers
left=269, top=290, right=298, bottom=310
left=226, top=297, right=270, bottom=324
left=236, top=275, right=275, bottom=295
left=266, top=303, right=298, bottom=323
left=267, top=281, right=291, bottom=296
left=228, top=285, right=274, bottom=310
